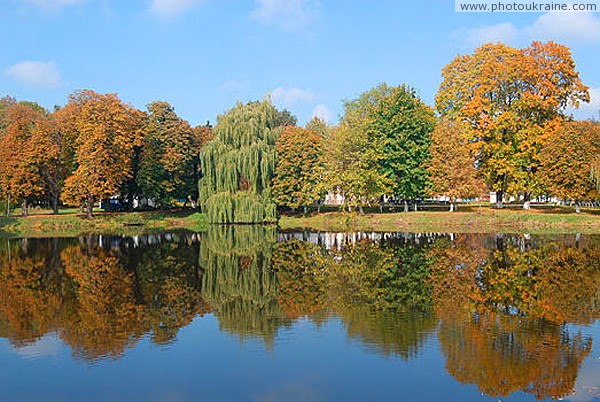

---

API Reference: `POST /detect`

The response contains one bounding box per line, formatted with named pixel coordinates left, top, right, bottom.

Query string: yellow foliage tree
left=61, top=90, right=144, bottom=216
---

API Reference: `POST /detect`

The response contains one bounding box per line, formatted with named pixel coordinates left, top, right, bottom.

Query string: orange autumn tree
left=436, top=41, right=589, bottom=208
left=61, top=90, right=143, bottom=217
left=539, top=121, right=600, bottom=212
left=428, top=119, right=485, bottom=211
left=0, top=102, right=47, bottom=216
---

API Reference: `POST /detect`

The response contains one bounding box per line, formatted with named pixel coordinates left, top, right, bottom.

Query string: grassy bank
left=1, top=207, right=599, bottom=237
left=278, top=207, right=600, bottom=234
left=0, top=209, right=206, bottom=238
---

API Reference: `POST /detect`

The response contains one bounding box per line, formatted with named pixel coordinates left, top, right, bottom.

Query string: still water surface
left=0, top=227, right=598, bottom=402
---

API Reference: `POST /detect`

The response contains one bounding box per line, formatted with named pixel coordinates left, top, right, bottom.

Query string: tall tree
left=272, top=126, right=325, bottom=214
left=137, top=101, right=197, bottom=207
left=539, top=121, right=600, bottom=212
left=369, top=84, right=435, bottom=207
left=198, top=100, right=279, bottom=223
left=428, top=119, right=484, bottom=211
left=326, top=123, right=390, bottom=213
left=61, top=90, right=143, bottom=217
left=330, top=83, right=434, bottom=212
left=0, top=102, right=47, bottom=216
left=436, top=41, right=589, bottom=208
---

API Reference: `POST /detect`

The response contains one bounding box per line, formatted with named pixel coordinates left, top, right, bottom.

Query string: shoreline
left=0, top=208, right=599, bottom=238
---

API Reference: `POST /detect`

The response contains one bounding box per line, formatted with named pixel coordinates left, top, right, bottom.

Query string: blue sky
left=1, top=0, right=599, bottom=126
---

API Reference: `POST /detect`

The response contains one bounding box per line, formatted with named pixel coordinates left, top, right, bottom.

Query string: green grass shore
left=278, top=207, right=600, bottom=234
left=0, top=206, right=598, bottom=237
left=0, top=209, right=207, bottom=238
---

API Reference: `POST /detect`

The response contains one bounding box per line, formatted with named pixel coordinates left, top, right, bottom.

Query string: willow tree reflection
left=200, top=225, right=287, bottom=346
left=430, top=234, right=599, bottom=400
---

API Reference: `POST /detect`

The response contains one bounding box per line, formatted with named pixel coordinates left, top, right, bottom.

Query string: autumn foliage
left=0, top=41, right=597, bottom=217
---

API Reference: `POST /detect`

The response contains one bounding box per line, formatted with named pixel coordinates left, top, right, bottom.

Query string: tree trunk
left=575, top=200, right=581, bottom=213
left=403, top=200, right=408, bottom=212
left=52, top=194, right=59, bottom=215
left=6, top=192, right=10, bottom=218
left=414, top=202, right=417, bottom=212
left=317, top=201, right=321, bottom=213
left=495, top=190, right=504, bottom=209
left=21, top=199, right=28, bottom=217
left=523, top=191, right=531, bottom=210
left=86, top=197, right=94, bottom=218
left=359, top=205, right=364, bottom=215
left=303, top=205, right=308, bottom=215
left=450, top=201, right=454, bottom=212
left=379, top=202, right=383, bottom=213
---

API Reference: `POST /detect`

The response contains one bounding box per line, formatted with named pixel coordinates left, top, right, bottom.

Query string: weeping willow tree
left=199, top=225, right=287, bottom=347
left=199, top=100, right=279, bottom=223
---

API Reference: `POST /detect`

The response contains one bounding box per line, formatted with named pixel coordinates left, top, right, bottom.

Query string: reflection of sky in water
left=11, top=332, right=63, bottom=359
left=568, top=322, right=600, bottom=402
left=0, top=232, right=597, bottom=402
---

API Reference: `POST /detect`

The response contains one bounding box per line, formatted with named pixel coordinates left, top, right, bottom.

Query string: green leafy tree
left=198, top=99, right=279, bottom=223
left=368, top=84, right=435, bottom=206
left=137, top=101, right=197, bottom=207
left=331, top=84, right=435, bottom=212
left=272, top=126, right=325, bottom=213
left=326, top=123, right=390, bottom=213
left=273, top=108, right=297, bottom=127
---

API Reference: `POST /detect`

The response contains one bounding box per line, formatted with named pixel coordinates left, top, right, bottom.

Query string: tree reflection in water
left=199, top=225, right=288, bottom=347
left=429, top=234, right=599, bottom=400
left=0, top=234, right=211, bottom=361
left=0, top=230, right=598, bottom=400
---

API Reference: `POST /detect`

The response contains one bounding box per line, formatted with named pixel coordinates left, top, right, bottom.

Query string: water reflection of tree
left=329, top=241, right=435, bottom=360
left=272, top=238, right=326, bottom=319
left=60, top=244, right=146, bottom=360
left=439, top=312, right=591, bottom=400
left=121, top=236, right=210, bottom=344
left=0, top=234, right=210, bottom=361
left=200, top=225, right=287, bottom=347
left=429, top=234, right=599, bottom=400
left=0, top=250, right=61, bottom=344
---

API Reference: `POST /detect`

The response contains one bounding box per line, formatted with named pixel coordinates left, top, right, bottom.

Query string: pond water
left=0, top=227, right=599, bottom=402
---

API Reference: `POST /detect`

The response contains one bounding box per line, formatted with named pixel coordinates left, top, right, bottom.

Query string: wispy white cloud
left=21, top=0, right=85, bottom=9
left=250, top=0, right=320, bottom=31
left=455, top=11, right=600, bottom=47
left=455, top=22, right=518, bottom=47
left=150, top=0, right=203, bottom=18
left=4, top=61, right=62, bottom=89
left=271, top=87, right=315, bottom=106
left=312, top=104, right=332, bottom=123
left=526, top=11, right=600, bottom=44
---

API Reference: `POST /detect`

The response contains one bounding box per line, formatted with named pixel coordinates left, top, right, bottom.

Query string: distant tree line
left=1, top=41, right=598, bottom=221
